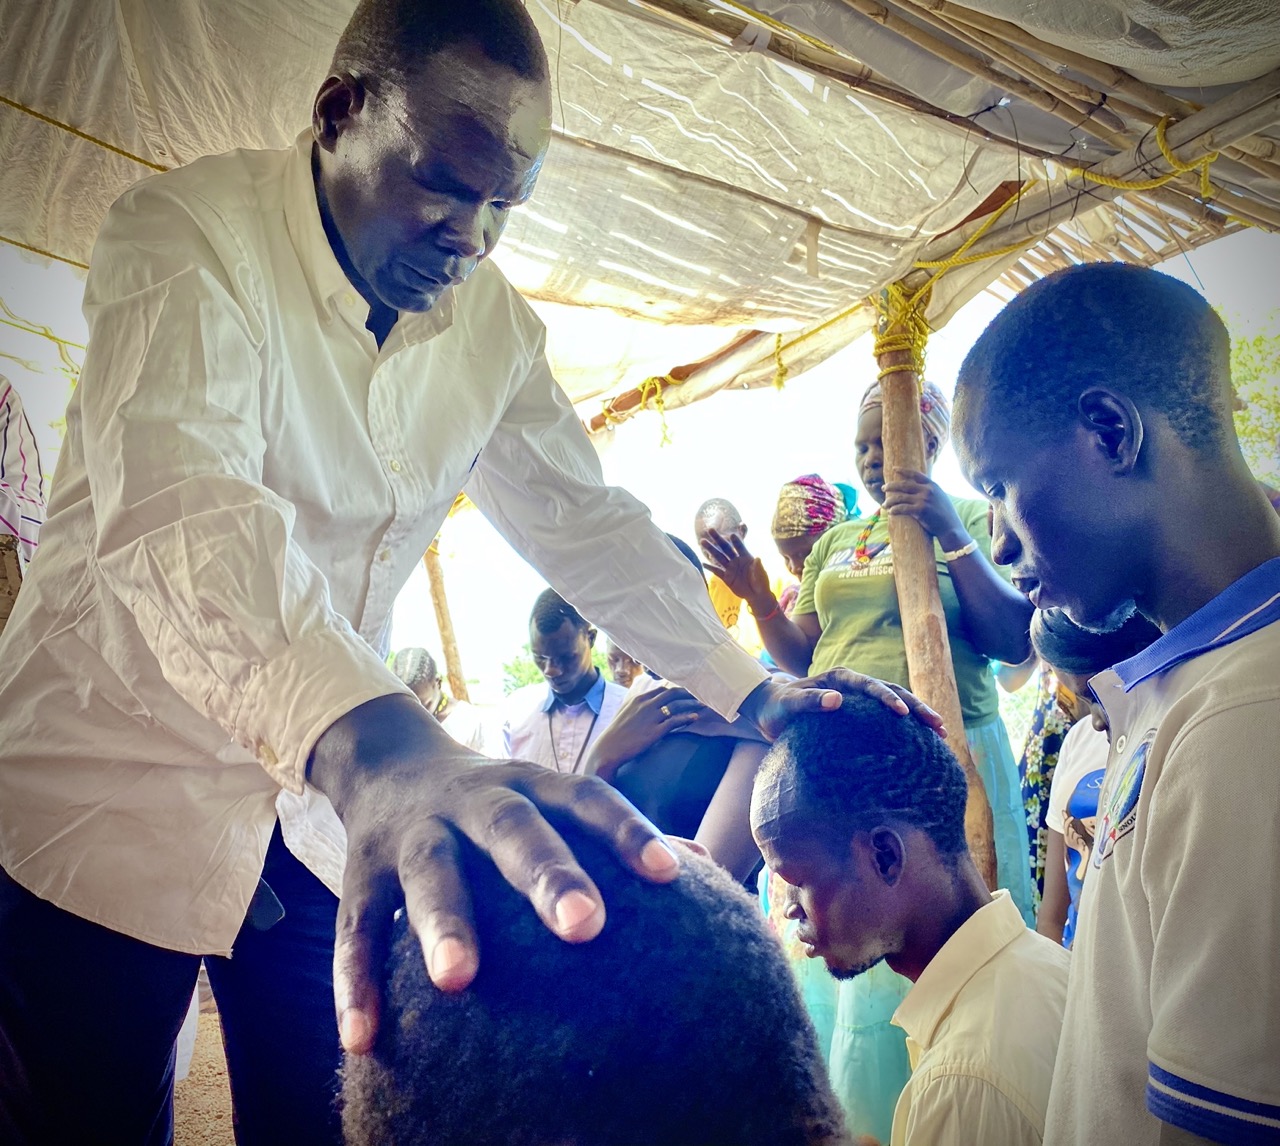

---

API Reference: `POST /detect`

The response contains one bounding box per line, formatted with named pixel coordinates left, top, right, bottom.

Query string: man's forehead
left=750, top=757, right=803, bottom=841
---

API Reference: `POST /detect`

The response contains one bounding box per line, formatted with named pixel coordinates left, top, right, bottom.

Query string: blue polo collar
left=540, top=669, right=606, bottom=714
left=1113, top=558, right=1280, bottom=692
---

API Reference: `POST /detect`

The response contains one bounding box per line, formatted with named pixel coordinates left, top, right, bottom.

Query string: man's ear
left=866, top=827, right=906, bottom=886
left=312, top=72, right=368, bottom=151
left=586, top=626, right=597, bottom=648
left=1078, top=388, right=1143, bottom=475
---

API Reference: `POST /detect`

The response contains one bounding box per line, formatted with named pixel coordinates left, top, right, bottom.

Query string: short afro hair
left=955, top=262, right=1233, bottom=454
left=333, top=0, right=549, bottom=90
left=1031, top=608, right=1162, bottom=678
left=390, top=647, right=439, bottom=692
left=341, top=829, right=848, bottom=1146
left=529, top=587, right=591, bottom=636
left=760, top=693, right=968, bottom=861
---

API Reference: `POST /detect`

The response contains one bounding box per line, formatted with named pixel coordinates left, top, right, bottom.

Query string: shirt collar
left=282, top=131, right=455, bottom=345
left=893, top=890, right=1025, bottom=1051
left=540, top=670, right=606, bottom=714
left=1111, top=557, right=1280, bottom=693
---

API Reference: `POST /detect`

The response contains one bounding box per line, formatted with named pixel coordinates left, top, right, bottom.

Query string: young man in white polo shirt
left=954, top=261, right=1280, bottom=1145
left=751, top=693, right=1070, bottom=1146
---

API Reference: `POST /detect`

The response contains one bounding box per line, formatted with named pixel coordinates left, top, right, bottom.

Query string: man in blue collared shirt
left=953, top=262, right=1280, bottom=1146
left=505, top=589, right=628, bottom=773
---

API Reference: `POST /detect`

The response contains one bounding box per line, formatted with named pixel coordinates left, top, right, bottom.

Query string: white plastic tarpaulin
left=2, top=0, right=1278, bottom=411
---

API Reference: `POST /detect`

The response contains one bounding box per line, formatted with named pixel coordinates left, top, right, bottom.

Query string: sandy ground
left=173, top=1010, right=235, bottom=1146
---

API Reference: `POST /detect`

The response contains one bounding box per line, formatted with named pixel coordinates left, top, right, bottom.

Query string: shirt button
left=259, top=745, right=279, bottom=769
left=344, top=292, right=357, bottom=307
left=388, top=459, right=402, bottom=474
left=1114, top=733, right=1127, bottom=755
left=378, top=548, right=391, bottom=563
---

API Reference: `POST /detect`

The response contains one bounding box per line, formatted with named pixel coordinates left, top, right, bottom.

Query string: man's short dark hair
left=334, top=0, right=549, bottom=89
left=1031, top=608, right=1162, bottom=678
left=341, top=830, right=848, bottom=1146
left=955, top=262, right=1233, bottom=453
left=765, top=693, right=968, bottom=860
left=529, top=587, right=590, bottom=636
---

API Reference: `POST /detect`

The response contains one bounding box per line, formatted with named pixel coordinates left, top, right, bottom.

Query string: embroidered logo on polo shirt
left=1093, top=729, right=1155, bottom=867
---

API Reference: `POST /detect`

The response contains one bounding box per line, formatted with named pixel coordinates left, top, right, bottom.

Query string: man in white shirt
left=504, top=589, right=629, bottom=773
left=0, top=2, right=940, bottom=1142
left=954, top=262, right=1280, bottom=1146
left=751, top=693, right=1070, bottom=1146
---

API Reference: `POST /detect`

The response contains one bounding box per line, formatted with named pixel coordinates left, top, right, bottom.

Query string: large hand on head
left=309, top=694, right=679, bottom=1054
left=738, top=669, right=946, bottom=743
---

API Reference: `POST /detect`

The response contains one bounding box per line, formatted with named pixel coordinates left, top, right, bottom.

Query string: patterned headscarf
left=858, top=378, right=952, bottom=454
left=771, top=474, right=858, bottom=541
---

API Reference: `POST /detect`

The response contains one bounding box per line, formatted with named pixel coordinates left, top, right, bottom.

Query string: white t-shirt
left=1044, top=719, right=1108, bottom=949
left=1044, top=559, right=1280, bottom=1146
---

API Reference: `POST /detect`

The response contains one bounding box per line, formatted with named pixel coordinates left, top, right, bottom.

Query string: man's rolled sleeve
left=235, top=626, right=412, bottom=794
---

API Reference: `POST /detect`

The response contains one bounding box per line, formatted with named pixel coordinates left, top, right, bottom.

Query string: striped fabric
left=1147, top=1062, right=1280, bottom=1145
left=0, top=378, right=44, bottom=569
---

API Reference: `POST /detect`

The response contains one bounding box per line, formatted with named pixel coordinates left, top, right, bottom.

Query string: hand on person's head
left=881, top=467, right=968, bottom=546
left=739, top=668, right=946, bottom=742
left=308, top=694, right=681, bottom=1055
left=699, top=527, right=772, bottom=607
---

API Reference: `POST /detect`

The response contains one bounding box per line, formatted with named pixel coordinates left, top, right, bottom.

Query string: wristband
left=750, top=600, right=781, bottom=622
left=941, top=539, right=979, bottom=563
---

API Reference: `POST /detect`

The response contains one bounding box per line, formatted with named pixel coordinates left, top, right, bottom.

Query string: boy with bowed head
left=953, top=261, right=1280, bottom=1145
left=751, top=694, right=1069, bottom=1146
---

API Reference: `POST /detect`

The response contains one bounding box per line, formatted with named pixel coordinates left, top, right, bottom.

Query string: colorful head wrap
left=771, top=474, right=858, bottom=541
left=857, top=378, right=952, bottom=454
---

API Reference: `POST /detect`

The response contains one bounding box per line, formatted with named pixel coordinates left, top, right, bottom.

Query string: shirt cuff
left=681, top=639, right=771, bottom=721
left=234, top=626, right=413, bottom=795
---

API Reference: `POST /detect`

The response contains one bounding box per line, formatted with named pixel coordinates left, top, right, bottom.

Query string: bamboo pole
left=881, top=0, right=1127, bottom=135
left=423, top=544, right=471, bottom=704
left=875, top=296, right=998, bottom=890
left=911, top=71, right=1280, bottom=275
left=834, top=0, right=1126, bottom=139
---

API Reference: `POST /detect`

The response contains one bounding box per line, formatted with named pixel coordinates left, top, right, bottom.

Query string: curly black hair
left=955, top=262, right=1233, bottom=454
left=529, top=587, right=591, bottom=637
left=334, top=0, right=549, bottom=89
left=341, top=830, right=848, bottom=1146
left=761, top=693, right=968, bottom=861
left=1031, top=608, right=1162, bottom=678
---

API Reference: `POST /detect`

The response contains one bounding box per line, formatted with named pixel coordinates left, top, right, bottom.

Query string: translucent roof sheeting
left=1, top=0, right=1278, bottom=417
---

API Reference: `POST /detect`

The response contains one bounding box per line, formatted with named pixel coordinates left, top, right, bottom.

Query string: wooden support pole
left=423, top=544, right=471, bottom=704
left=875, top=295, right=997, bottom=890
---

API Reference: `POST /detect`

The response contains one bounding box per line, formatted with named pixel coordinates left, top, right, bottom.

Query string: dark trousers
left=0, top=825, right=343, bottom=1146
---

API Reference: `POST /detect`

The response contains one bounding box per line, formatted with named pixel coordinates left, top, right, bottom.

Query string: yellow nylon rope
left=0, top=95, right=168, bottom=172
left=0, top=234, right=89, bottom=271
left=635, top=374, right=675, bottom=445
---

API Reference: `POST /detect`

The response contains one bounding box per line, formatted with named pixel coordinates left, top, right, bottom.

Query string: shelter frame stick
left=423, top=545, right=471, bottom=704
left=874, top=297, right=997, bottom=890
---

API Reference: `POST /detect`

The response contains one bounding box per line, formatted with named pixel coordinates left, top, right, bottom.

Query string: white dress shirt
left=503, top=672, right=628, bottom=773
left=0, top=134, right=768, bottom=956
left=890, top=890, right=1070, bottom=1146
left=0, top=377, right=44, bottom=571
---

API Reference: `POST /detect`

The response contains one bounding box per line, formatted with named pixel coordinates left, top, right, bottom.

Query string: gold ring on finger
left=660, top=705, right=672, bottom=717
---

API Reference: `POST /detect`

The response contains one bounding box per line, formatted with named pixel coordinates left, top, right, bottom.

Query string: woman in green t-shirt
left=703, top=378, right=1033, bottom=1142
